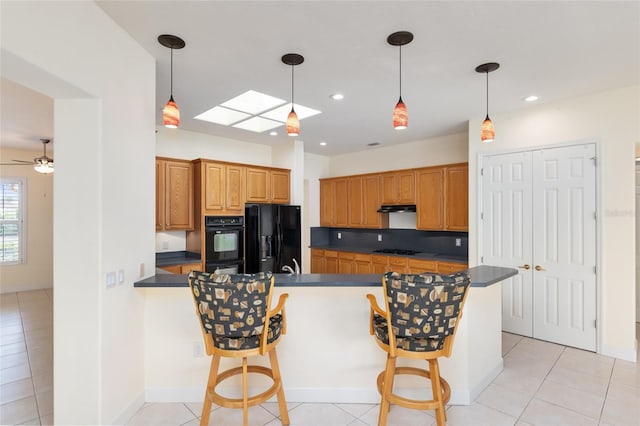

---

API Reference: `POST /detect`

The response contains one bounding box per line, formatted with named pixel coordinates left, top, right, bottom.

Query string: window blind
left=0, top=178, right=24, bottom=264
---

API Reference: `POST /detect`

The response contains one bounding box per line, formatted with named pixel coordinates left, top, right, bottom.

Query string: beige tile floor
left=1, top=290, right=639, bottom=425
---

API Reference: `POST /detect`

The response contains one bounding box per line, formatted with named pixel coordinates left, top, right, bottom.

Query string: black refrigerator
left=244, top=203, right=301, bottom=274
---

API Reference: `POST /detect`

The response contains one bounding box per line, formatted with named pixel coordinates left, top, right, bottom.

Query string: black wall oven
left=205, top=216, right=244, bottom=274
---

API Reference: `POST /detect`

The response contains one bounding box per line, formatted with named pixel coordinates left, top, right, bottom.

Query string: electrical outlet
left=337, top=232, right=342, bottom=240
left=139, top=262, right=145, bottom=278
left=455, top=238, right=462, bottom=247
left=378, top=234, right=383, bottom=242
left=193, top=341, right=204, bottom=357
left=106, top=272, right=116, bottom=289
left=162, top=241, right=169, bottom=250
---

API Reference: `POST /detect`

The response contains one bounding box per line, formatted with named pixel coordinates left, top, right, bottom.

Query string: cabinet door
left=362, top=175, right=383, bottom=228
left=338, top=252, right=355, bottom=274
left=204, top=162, right=225, bottom=212
left=348, top=177, right=363, bottom=227
left=225, top=165, right=245, bottom=213
left=320, top=180, right=335, bottom=226
left=354, top=253, right=372, bottom=274
left=324, top=250, right=339, bottom=273
left=271, top=170, right=291, bottom=204
left=180, top=262, right=203, bottom=274
left=371, top=255, right=389, bottom=274
left=397, top=170, right=416, bottom=204
left=407, top=259, right=437, bottom=274
left=246, top=167, right=270, bottom=202
left=155, top=160, right=165, bottom=231
left=388, top=257, right=409, bottom=274
left=416, top=167, right=444, bottom=230
left=437, top=261, right=468, bottom=274
left=334, top=179, right=349, bottom=227
left=445, top=165, right=469, bottom=231
left=380, top=173, right=397, bottom=205
left=158, top=264, right=182, bottom=274
left=165, top=160, right=194, bottom=230
left=310, top=249, right=325, bottom=273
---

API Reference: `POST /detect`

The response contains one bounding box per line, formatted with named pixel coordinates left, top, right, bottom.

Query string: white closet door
left=482, top=151, right=534, bottom=336
left=532, top=144, right=597, bottom=351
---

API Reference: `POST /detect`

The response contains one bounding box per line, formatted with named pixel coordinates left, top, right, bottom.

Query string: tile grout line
left=597, top=357, right=616, bottom=425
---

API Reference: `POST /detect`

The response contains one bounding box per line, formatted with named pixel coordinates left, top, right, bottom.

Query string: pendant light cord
left=291, top=64, right=295, bottom=109
left=399, top=44, right=402, bottom=98
left=485, top=71, right=489, bottom=117
left=170, top=48, right=174, bottom=98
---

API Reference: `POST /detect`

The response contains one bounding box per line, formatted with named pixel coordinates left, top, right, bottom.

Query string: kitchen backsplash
left=310, top=227, right=468, bottom=258
left=155, top=231, right=187, bottom=252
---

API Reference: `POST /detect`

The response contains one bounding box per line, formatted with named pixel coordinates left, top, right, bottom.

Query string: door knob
left=518, top=264, right=530, bottom=270
left=535, top=265, right=546, bottom=271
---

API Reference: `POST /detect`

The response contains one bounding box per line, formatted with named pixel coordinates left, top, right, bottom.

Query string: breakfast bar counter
left=137, top=266, right=516, bottom=405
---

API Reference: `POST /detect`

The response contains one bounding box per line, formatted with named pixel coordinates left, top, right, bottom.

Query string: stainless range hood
left=377, top=204, right=417, bottom=213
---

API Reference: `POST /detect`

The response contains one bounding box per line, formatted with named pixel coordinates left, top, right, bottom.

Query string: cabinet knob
left=518, top=264, right=530, bottom=270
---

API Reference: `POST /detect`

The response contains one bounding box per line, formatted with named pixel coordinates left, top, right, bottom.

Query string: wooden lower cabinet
left=324, top=250, right=339, bottom=273
left=407, top=258, right=438, bottom=274
left=371, top=255, right=390, bottom=274
left=437, top=261, right=468, bottom=274
left=310, top=249, right=325, bottom=273
left=388, top=256, right=409, bottom=274
left=158, top=262, right=202, bottom=274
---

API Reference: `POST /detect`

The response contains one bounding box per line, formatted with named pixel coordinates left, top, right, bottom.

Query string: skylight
left=194, top=90, right=321, bottom=133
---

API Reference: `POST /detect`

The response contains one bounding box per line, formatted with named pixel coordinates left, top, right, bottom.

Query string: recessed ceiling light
left=523, top=95, right=539, bottom=102
left=320, top=141, right=327, bottom=146
left=330, top=93, right=344, bottom=100
left=270, top=131, right=278, bottom=136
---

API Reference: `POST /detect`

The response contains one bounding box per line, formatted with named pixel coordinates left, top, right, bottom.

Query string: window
left=0, top=178, right=25, bottom=264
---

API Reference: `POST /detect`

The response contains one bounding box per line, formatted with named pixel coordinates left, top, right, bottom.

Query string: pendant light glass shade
left=475, top=62, right=500, bottom=143
left=286, top=108, right=300, bottom=136
left=393, top=97, right=408, bottom=129
left=480, top=115, right=495, bottom=143
left=158, top=35, right=185, bottom=129
left=163, top=96, right=180, bottom=129
left=388, top=31, right=413, bottom=130
left=281, top=53, right=304, bottom=137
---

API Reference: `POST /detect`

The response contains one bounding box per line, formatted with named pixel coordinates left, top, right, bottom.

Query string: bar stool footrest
left=376, top=366, right=451, bottom=410
left=208, top=365, right=281, bottom=409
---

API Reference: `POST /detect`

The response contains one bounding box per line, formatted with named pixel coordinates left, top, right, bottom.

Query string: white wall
left=0, top=147, right=53, bottom=293
left=2, top=2, right=155, bottom=424
left=328, top=132, right=468, bottom=176
left=468, top=85, right=640, bottom=361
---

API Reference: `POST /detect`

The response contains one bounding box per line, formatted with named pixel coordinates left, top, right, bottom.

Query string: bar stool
left=188, top=271, right=290, bottom=426
left=366, top=271, right=470, bottom=426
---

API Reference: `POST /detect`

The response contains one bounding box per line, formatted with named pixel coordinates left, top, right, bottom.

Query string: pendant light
left=282, top=53, right=304, bottom=137
left=388, top=31, right=413, bottom=130
left=158, top=34, right=186, bottom=129
left=475, top=62, right=500, bottom=143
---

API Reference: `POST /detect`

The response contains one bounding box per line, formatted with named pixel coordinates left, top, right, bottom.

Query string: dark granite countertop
left=309, top=245, right=467, bottom=264
left=134, top=265, right=516, bottom=289
left=156, top=251, right=201, bottom=267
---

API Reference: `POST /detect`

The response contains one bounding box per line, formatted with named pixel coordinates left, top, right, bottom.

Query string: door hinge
left=480, top=168, right=484, bottom=176
left=593, top=265, right=597, bottom=274
left=480, top=212, right=484, bottom=220
left=480, top=256, right=484, bottom=263
left=593, top=319, right=597, bottom=328
left=591, top=156, right=597, bottom=166
left=593, top=211, right=597, bottom=220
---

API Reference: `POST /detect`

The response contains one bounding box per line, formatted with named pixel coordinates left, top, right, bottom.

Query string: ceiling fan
left=1, top=138, right=54, bottom=174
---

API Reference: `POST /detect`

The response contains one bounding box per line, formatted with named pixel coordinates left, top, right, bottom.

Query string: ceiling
left=2, top=1, right=639, bottom=156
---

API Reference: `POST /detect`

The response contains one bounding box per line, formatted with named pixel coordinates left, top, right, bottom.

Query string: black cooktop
left=373, top=248, right=420, bottom=255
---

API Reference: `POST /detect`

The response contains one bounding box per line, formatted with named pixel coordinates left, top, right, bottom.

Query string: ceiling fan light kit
left=388, top=31, right=413, bottom=130
left=282, top=53, right=304, bottom=137
left=476, top=62, right=500, bottom=143
left=1, top=138, right=54, bottom=174
left=158, top=34, right=185, bottom=129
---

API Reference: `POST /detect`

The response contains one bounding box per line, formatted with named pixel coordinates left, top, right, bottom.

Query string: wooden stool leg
left=268, top=348, right=290, bottom=425
left=242, top=357, right=249, bottom=426
left=428, top=359, right=446, bottom=426
left=201, top=355, right=220, bottom=426
left=378, top=355, right=396, bottom=426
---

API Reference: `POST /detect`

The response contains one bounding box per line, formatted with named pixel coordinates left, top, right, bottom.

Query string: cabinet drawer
left=408, top=259, right=437, bottom=273
left=437, top=261, right=468, bottom=274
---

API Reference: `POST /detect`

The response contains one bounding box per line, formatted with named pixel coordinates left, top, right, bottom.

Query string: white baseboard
left=110, top=391, right=145, bottom=425
left=601, top=342, right=638, bottom=362
left=468, top=359, right=504, bottom=403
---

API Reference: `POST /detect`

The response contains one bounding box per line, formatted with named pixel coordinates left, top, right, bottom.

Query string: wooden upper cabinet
left=348, top=176, right=363, bottom=227
left=416, top=166, right=444, bottom=230
left=334, top=179, right=349, bottom=227
left=246, top=166, right=290, bottom=204
left=363, top=175, right=387, bottom=228
left=271, top=170, right=291, bottom=204
left=320, top=179, right=335, bottom=226
left=197, top=160, right=245, bottom=215
left=380, top=170, right=415, bottom=205
left=156, top=158, right=194, bottom=231
left=445, top=164, right=469, bottom=231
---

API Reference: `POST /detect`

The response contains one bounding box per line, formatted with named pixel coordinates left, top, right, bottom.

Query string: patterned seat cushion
left=212, top=313, right=283, bottom=350
left=188, top=271, right=280, bottom=350
left=373, top=271, right=470, bottom=352
left=373, top=313, right=444, bottom=352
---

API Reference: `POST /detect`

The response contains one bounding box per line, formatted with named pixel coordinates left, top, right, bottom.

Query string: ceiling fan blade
left=0, top=162, right=33, bottom=166
left=11, top=160, right=35, bottom=164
